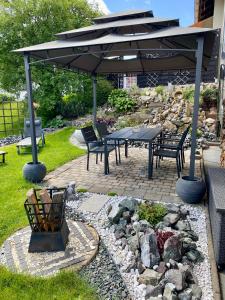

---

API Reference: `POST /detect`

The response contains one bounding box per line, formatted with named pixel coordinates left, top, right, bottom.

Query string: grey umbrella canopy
left=14, top=9, right=218, bottom=180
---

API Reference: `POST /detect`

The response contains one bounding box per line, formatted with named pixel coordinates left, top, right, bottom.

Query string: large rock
left=140, top=230, right=160, bottom=268
left=182, top=238, right=197, bottom=252
left=186, top=249, right=204, bottom=263
left=190, top=284, right=202, bottom=299
left=166, top=203, right=180, bottom=214
left=165, top=269, right=185, bottom=291
left=145, top=284, right=163, bottom=299
left=163, top=283, right=177, bottom=300
left=138, top=269, right=162, bottom=286
left=174, top=220, right=191, bottom=232
left=182, top=117, right=192, bottom=124
left=128, top=234, right=139, bottom=252
left=178, top=288, right=192, bottom=300
left=179, top=230, right=198, bottom=242
left=163, top=236, right=182, bottom=263
left=139, top=219, right=151, bottom=232
left=108, top=202, right=126, bottom=224
left=205, top=118, right=215, bottom=125
left=118, top=198, right=139, bottom=212
left=163, top=120, right=177, bottom=132
left=163, top=213, right=180, bottom=226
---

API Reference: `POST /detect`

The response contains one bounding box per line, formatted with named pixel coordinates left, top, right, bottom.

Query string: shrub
left=183, top=87, right=195, bottom=103
left=77, top=188, right=88, bottom=193
left=96, top=79, right=114, bottom=106
left=201, top=87, right=218, bottom=102
left=0, top=93, right=15, bottom=102
left=108, top=89, right=136, bottom=113
left=155, top=85, right=164, bottom=96
left=115, top=117, right=143, bottom=129
left=107, top=192, right=118, bottom=196
left=79, top=120, right=93, bottom=129
left=129, top=85, right=140, bottom=97
left=61, top=93, right=86, bottom=118
left=138, top=202, right=167, bottom=227
left=46, top=115, right=66, bottom=128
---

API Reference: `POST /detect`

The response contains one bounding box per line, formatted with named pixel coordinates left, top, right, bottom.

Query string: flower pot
left=176, top=176, right=206, bottom=204
left=23, top=162, right=47, bottom=183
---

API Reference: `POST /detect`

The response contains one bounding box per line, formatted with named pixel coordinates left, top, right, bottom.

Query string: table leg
left=148, top=141, right=153, bottom=179
left=125, top=140, right=128, bottom=158
left=104, top=140, right=108, bottom=175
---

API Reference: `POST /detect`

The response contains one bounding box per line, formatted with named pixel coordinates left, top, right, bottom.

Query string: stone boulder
left=108, top=202, right=126, bottom=224
left=178, top=288, right=192, bottom=300
left=163, top=283, right=177, bottom=300
left=163, top=236, right=183, bottom=263
left=138, top=269, right=162, bottom=286
left=165, top=269, right=185, bottom=291
left=118, top=198, right=139, bottom=212
left=163, top=213, right=180, bottom=226
left=140, top=230, right=160, bottom=268
left=163, top=120, right=177, bottom=132
left=174, top=220, right=191, bottom=232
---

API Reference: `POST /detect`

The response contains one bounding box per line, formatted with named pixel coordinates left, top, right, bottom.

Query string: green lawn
left=0, top=101, right=24, bottom=137
left=0, top=127, right=97, bottom=300
left=0, top=267, right=97, bottom=300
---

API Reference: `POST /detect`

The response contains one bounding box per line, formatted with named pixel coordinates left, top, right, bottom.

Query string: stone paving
left=45, top=147, right=201, bottom=204
left=0, top=220, right=99, bottom=276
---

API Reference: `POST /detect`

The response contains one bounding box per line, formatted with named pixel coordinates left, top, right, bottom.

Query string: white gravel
left=67, top=193, right=214, bottom=300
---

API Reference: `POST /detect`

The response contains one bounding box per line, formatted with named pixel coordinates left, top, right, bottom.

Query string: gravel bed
left=80, top=241, right=131, bottom=300
left=66, top=193, right=214, bottom=300
left=0, top=128, right=59, bottom=147
left=0, top=135, right=21, bottom=146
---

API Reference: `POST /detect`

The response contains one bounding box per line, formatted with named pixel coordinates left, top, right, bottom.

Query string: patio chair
left=153, top=129, right=189, bottom=178
left=96, top=122, right=127, bottom=162
left=81, top=125, right=118, bottom=172
left=159, top=125, right=190, bottom=168
left=17, top=118, right=45, bottom=154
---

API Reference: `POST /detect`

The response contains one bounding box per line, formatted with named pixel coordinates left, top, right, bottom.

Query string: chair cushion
left=90, top=145, right=115, bottom=153
left=154, top=149, right=177, bottom=158
left=159, top=143, right=179, bottom=150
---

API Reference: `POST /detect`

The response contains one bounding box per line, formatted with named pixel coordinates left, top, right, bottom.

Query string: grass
left=0, top=127, right=85, bottom=244
left=0, top=267, right=98, bottom=300
left=0, top=127, right=98, bottom=300
left=0, top=101, right=24, bottom=138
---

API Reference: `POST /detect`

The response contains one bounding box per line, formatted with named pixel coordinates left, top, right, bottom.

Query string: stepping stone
left=79, top=194, right=110, bottom=213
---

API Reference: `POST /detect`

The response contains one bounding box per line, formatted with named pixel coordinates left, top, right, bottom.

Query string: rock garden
left=66, top=190, right=213, bottom=300
left=96, top=83, right=218, bottom=147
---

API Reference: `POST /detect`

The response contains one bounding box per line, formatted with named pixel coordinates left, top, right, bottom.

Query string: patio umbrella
left=14, top=9, right=218, bottom=181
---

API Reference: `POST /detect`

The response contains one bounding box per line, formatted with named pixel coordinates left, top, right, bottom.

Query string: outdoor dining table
left=104, top=126, right=162, bottom=179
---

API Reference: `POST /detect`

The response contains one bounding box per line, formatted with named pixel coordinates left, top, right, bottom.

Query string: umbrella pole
left=189, top=36, right=204, bottom=180
left=24, top=54, right=38, bottom=164
left=92, top=74, right=97, bottom=127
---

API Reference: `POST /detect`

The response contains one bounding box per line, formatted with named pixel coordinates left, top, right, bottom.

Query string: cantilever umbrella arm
left=189, top=35, right=204, bottom=180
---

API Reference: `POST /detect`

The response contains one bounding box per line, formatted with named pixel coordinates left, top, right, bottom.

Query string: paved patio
left=45, top=147, right=201, bottom=204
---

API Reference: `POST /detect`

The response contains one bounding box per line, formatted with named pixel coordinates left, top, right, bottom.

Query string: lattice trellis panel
left=172, top=70, right=190, bottom=85
left=146, top=73, right=159, bottom=87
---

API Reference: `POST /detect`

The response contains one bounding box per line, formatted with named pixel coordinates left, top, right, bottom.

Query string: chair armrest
left=88, top=141, right=103, bottom=148
left=154, top=143, right=179, bottom=150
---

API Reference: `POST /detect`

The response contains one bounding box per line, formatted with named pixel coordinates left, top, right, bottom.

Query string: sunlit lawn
left=0, top=127, right=97, bottom=300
